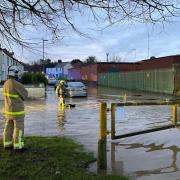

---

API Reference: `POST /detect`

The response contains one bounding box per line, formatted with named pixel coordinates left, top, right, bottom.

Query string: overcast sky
left=13, top=14, right=180, bottom=64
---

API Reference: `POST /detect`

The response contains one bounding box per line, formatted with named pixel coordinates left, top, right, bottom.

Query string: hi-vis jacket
left=56, top=84, right=66, bottom=97
left=3, top=79, right=28, bottom=119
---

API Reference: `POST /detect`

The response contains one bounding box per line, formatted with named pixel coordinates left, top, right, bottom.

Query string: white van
left=47, top=76, right=56, bottom=85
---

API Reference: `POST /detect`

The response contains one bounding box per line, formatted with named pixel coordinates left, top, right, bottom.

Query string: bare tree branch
left=0, top=0, right=179, bottom=47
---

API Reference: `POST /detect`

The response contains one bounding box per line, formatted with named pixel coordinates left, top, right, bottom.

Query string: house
left=0, top=48, right=24, bottom=83
left=46, top=62, right=73, bottom=80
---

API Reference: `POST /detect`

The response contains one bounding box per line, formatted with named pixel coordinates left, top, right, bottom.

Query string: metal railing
left=100, top=101, right=180, bottom=140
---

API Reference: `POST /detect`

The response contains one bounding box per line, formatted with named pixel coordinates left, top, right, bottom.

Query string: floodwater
left=0, top=86, right=180, bottom=180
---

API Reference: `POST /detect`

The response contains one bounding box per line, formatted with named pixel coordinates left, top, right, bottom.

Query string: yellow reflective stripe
left=5, top=111, right=25, bottom=115
left=4, top=141, right=13, bottom=147
left=14, top=143, right=20, bottom=149
left=3, top=93, right=19, bottom=98
left=19, top=130, right=24, bottom=149
left=14, top=142, right=24, bottom=149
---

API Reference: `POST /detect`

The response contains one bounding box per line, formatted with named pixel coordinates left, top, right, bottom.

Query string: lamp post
left=106, top=52, right=109, bottom=63
left=42, top=39, right=48, bottom=73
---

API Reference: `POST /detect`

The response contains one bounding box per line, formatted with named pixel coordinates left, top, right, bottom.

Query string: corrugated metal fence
left=98, top=65, right=180, bottom=95
left=174, top=64, right=180, bottom=94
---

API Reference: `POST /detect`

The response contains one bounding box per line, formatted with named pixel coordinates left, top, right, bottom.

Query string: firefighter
left=56, top=80, right=66, bottom=107
left=3, top=65, right=28, bottom=150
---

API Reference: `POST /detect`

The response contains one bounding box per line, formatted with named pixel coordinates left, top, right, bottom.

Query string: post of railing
left=97, top=139, right=107, bottom=171
left=100, top=102, right=107, bottom=140
left=123, top=93, right=127, bottom=103
left=172, top=104, right=177, bottom=126
left=111, top=103, right=116, bottom=140
left=111, top=142, right=115, bottom=171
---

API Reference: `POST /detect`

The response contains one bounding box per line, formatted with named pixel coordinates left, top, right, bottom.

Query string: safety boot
left=4, top=146, right=13, bottom=150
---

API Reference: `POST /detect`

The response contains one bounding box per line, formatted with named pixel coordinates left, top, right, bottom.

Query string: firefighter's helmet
left=60, top=80, right=65, bottom=85
left=8, top=65, right=20, bottom=78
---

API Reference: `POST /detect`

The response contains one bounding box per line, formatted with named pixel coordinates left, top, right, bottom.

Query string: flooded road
left=0, top=86, right=180, bottom=179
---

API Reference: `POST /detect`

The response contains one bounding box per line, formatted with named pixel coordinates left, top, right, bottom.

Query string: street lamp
left=106, top=52, right=109, bottom=63
left=42, top=39, right=48, bottom=73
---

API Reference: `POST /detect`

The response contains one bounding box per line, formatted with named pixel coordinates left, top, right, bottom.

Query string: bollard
left=100, top=102, right=107, bottom=140
left=111, top=103, right=116, bottom=139
left=97, top=139, right=107, bottom=171
left=172, top=104, right=177, bottom=126
left=123, top=93, right=127, bottom=103
left=111, top=142, right=115, bottom=171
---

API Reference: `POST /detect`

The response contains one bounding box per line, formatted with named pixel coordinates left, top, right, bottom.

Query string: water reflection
left=97, top=86, right=176, bottom=102
left=96, top=141, right=124, bottom=176
left=57, top=108, right=65, bottom=132
left=97, top=139, right=107, bottom=174
left=96, top=140, right=180, bottom=178
left=110, top=142, right=180, bottom=178
left=111, top=143, right=124, bottom=175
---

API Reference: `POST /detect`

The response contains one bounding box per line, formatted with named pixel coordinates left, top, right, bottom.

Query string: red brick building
left=68, top=55, right=180, bottom=82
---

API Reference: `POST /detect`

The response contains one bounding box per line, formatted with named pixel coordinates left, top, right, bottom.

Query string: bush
left=21, top=72, right=47, bottom=85
left=20, top=72, right=32, bottom=84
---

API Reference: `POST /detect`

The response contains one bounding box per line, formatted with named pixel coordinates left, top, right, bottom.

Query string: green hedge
left=21, top=72, right=48, bottom=85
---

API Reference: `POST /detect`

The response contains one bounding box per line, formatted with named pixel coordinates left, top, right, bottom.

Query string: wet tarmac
left=0, top=86, right=180, bottom=180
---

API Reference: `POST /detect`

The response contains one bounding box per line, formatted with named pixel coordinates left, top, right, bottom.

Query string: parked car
left=47, top=76, right=56, bottom=85
left=66, top=82, right=87, bottom=97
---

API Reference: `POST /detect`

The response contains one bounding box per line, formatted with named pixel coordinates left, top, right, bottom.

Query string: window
left=7, top=56, right=9, bottom=66
left=2, top=54, right=4, bottom=64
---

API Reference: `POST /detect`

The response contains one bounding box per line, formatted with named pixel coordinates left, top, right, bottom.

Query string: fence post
left=97, top=139, right=107, bottom=171
left=111, top=142, right=115, bottom=171
left=172, top=104, right=177, bottom=126
left=100, top=102, right=107, bottom=140
left=123, top=93, right=127, bottom=103
left=111, top=103, right=116, bottom=139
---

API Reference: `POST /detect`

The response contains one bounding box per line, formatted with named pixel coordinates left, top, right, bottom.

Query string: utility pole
left=147, top=31, right=150, bottom=59
left=134, top=49, right=137, bottom=61
left=106, top=53, right=109, bottom=63
left=42, top=39, right=48, bottom=73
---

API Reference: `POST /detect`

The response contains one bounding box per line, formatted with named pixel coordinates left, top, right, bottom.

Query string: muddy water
left=0, top=86, right=180, bottom=179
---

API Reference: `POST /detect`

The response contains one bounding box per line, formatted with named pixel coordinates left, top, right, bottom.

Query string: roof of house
left=55, top=62, right=72, bottom=68
left=0, top=48, right=24, bottom=65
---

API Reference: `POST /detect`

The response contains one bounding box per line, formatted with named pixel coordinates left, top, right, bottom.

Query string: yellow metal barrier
left=100, top=102, right=107, bottom=140
left=111, top=102, right=180, bottom=139
left=97, top=139, right=107, bottom=171
left=99, top=101, right=180, bottom=140
left=123, top=93, right=127, bottom=103
left=112, top=101, right=180, bottom=106
left=172, top=104, right=178, bottom=126
left=111, top=103, right=116, bottom=140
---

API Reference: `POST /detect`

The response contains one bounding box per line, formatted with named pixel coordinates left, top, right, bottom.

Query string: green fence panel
left=98, top=68, right=176, bottom=95
left=174, top=65, right=180, bottom=95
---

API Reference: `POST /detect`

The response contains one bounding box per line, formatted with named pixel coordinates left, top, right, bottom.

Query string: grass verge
left=0, top=136, right=128, bottom=179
